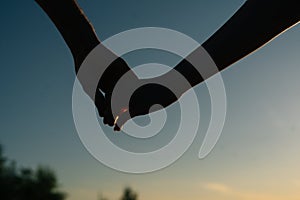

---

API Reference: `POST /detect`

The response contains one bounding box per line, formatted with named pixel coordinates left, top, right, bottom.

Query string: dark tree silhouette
left=0, top=144, right=66, bottom=200
left=120, top=187, right=138, bottom=200
left=98, top=187, right=138, bottom=200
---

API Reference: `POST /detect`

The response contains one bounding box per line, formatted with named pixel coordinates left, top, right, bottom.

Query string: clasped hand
left=93, top=57, right=180, bottom=131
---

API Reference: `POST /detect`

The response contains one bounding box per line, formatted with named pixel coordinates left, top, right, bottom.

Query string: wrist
left=151, top=68, right=191, bottom=99
left=174, top=46, right=219, bottom=86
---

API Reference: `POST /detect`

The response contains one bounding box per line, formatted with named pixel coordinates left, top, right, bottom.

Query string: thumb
left=113, top=109, right=132, bottom=131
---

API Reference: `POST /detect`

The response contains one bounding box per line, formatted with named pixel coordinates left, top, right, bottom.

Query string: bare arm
left=35, top=0, right=300, bottom=130
left=174, top=0, right=300, bottom=87
left=35, top=0, right=100, bottom=71
left=35, top=0, right=136, bottom=126
left=112, top=0, right=300, bottom=129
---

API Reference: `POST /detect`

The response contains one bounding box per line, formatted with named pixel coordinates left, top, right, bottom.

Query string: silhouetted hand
left=94, top=57, right=138, bottom=126
left=117, top=83, right=178, bottom=131
left=36, top=0, right=300, bottom=133
left=101, top=69, right=179, bottom=131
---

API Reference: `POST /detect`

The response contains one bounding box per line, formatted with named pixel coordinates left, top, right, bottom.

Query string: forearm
left=203, top=0, right=299, bottom=70
left=35, top=0, right=100, bottom=71
left=174, top=0, right=300, bottom=90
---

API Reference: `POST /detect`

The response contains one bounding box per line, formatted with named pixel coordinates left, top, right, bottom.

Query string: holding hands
left=96, top=57, right=179, bottom=131
left=36, top=0, right=299, bottom=131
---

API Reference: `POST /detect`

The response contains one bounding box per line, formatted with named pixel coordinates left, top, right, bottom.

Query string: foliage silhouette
left=0, top=144, right=66, bottom=200
left=0, top=144, right=139, bottom=200
left=98, top=187, right=138, bottom=200
left=120, top=187, right=138, bottom=200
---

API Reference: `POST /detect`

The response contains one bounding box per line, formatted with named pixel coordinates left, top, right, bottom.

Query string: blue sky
left=1, top=0, right=300, bottom=200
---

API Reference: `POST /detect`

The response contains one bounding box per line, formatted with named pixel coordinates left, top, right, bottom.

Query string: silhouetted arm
left=35, top=0, right=100, bottom=71
left=35, top=0, right=137, bottom=126
left=173, top=0, right=300, bottom=87
left=112, top=0, right=300, bottom=130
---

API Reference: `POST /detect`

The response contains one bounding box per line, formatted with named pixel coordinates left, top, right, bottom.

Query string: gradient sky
left=1, top=0, right=300, bottom=200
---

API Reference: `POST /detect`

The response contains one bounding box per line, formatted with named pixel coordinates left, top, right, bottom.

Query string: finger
left=113, top=109, right=131, bottom=131
left=114, top=124, right=121, bottom=131
left=94, top=89, right=107, bottom=117
left=103, top=114, right=114, bottom=126
left=102, top=93, right=115, bottom=126
left=95, top=90, right=114, bottom=127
